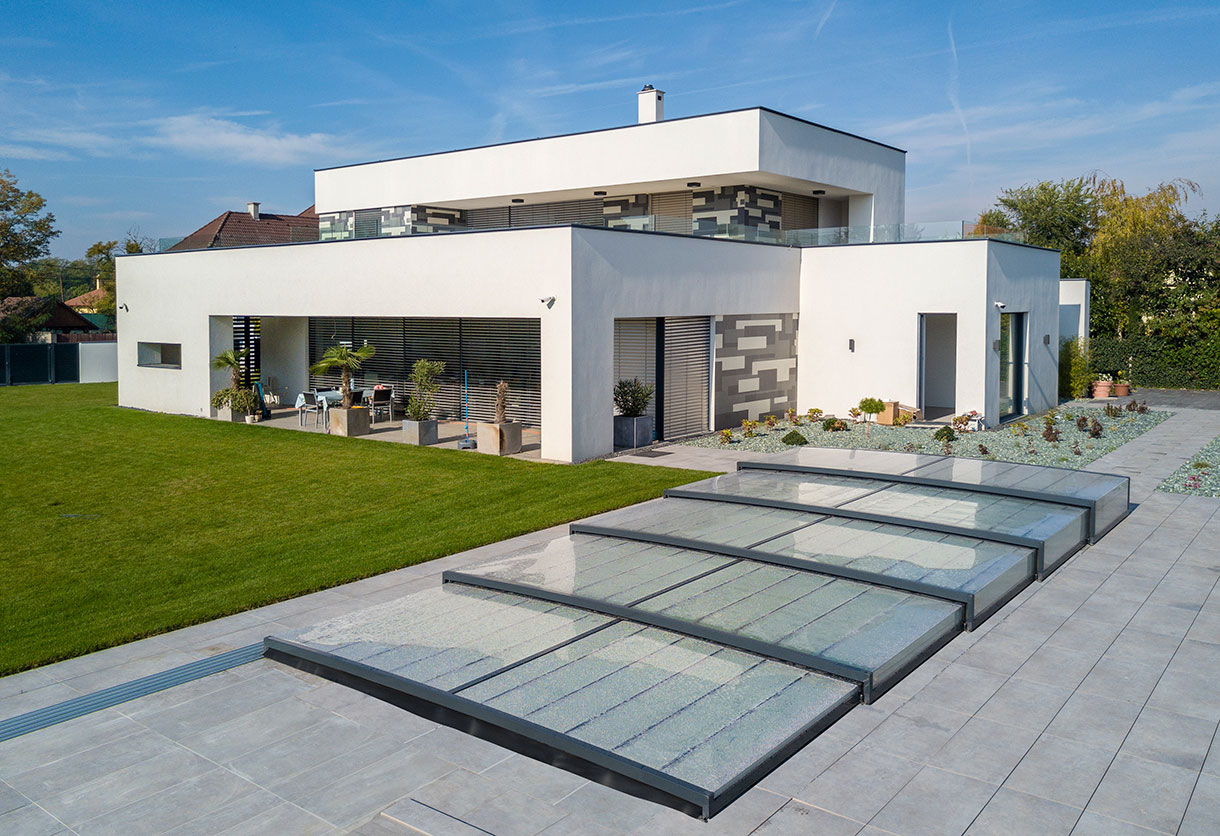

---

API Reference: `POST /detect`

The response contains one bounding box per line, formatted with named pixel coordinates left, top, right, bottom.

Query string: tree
left=310, top=344, right=377, bottom=408
left=211, top=348, right=250, bottom=391
left=0, top=295, right=54, bottom=343
left=0, top=170, right=59, bottom=269
left=405, top=358, right=446, bottom=421
left=0, top=270, right=34, bottom=300
left=979, top=177, right=1098, bottom=277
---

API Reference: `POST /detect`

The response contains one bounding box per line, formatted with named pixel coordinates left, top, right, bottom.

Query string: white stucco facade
left=117, top=98, right=1063, bottom=461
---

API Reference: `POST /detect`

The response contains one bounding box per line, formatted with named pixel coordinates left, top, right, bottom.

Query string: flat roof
left=315, top=106, right=906, bottom=173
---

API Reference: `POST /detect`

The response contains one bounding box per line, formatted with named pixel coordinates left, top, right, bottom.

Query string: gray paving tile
left=72, top=767, right=260, bottom=836
left=756, top=732, right=854, bottom=797
left=0, top=683, right=81, bottom=721
left=114, top=669, right=252, bottom=720
left=478, top=754, right=588, bottom=805
left=1004, top=734, right=1114, bottom=809
left=161, top=787, right=286, bottom=836
left=908, top=664, right=1007, bottom=716
left=927, top=717, right=1040, bottom=785
left=868, top=764, right=994, bottom=836
left=633, top=787, right=786, bottom=835
left=230, top=714, right=383, bottom=788
left=0, top=710, right=142, bottom=775
left=966, top=787, right=1080, bottom=836
left=408, top=768, right=503, bottom=819
left=1145, top=664, right=1220, bottom=722
left=1077, top=657, right=1165, bottom=705
left=1044, top=692, right=1142, bottom=752
left=1086, top=753, right=1197, bottom=834
left=265, top=734, right=403, bottom=800
left=59, top=648, right=203, bottom=695
left=211, top=801, right=334, bottom=836
left=751, top=800, right=862, bottom=835
left=0, top=780, right=25, bottom=815
left=1013, top=644, right=1099, bottom=690
left=7, top=728, right=171, bottom=799
left=1120, top=707, right=1216, bottom=771
left=0, top=669, right=57, bottom=702
left=955, top=630, right=1045, bottom=676
left=535, top=811, right=621, bottom=836
left=139, top=670, right=314, bottom=739
left=794, top=742, right=921, bottom=821
left=380, top=799, right=488, bottom=836
left=1069, top=811, right=1163, bottom=834
left=1045, top=617, right=1124, bottom=658
left=554, top=781, right=669, bottom=833
left=462, top=789, right=568, bottom=836
left=176, top=696, right=330, bottom=763
left=1179, top=771, right=1220, bottom=836
left=861, top=701, right=970, bottom=763
left=291, top=744, right=455, bottom=827
left=974, top=677, right=1073, bottom=732
left=0, top=802, right=67, bottom=836
left=411, top=726, right=512, bottom=773
left=327, top=692, right=438, bottom=742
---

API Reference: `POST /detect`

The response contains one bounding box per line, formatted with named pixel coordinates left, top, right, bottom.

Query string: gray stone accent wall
left=603, top=195, right=650, bottom=230
left=693, top=187, right=783, bottom=236
left=317, top=206, right=411, bottom=240
left=412, top=205, right=466, bottom=229
left=380, top=205, right=411, bottom=237
left=714, top=313, right=798, bottom=426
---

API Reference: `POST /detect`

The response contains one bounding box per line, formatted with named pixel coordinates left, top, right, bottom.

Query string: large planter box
left=329, top=407, right=371, bottom=437
left=214, top=406, right=245, bottom=423
left=402, top=419, right=438, bottom=446
left=877, top=401, right=901, bottom=426
left=614, top=415, right=654, bottom=449
left=478, top=421, right=522, bottom=456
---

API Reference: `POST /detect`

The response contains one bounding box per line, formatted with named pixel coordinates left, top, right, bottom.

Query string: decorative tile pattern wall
left=317, top=206, right=412, bottom=240
left=693, top=187, right=783, bottom=236
left=714, top=313, right=798, bottom=426
left=603, top=195, right=651, bottom=229
left=412, top=205, right=466, bottom=228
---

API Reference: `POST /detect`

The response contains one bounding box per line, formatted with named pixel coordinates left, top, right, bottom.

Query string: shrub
left=1104, top=403, right=1122, bottom=419
left=210, top=387, right=259, bottom=415
left=1072, top=441, right=1082, bottom=455
left=1076, top=415, right=1090, bottom=432
left=822, top=417, right=848, bottom=432
left=894, top=412, right=913, bottom=426
left=405, top=358, right=446, bottom=421
left=1191, top=460, right=1210, bottom=469
left=1137, top=401, right=1149, bottom=414
left=858, top=397, right=885, bottom=417
left=1059, top=337, right=1092, bottom=399
left=1125, top=399, right=1139, bottom=412
left=742, top=419, right=757, bottom=438
left=977, top=443, right=990, bottom=456
left=1089, top=419, right=1104, bottom=438
left=933, top=426, right=956, bottom=443
left=613, top=378, right=654, bottom=418
left=764, top=414, right=778, bottom=430
left=781, top=429, right=808, bottom=446
left=1042, top=424, right=1060, bottom=442
left=806, top=408, right=823, bottom=421
left=786, top=408, right=800, bottom=425
left=719, top=428, right=733, bottom=445
left=848, top=407, right=862, bottom=421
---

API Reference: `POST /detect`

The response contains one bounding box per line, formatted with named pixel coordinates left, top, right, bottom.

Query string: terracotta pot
left=1114, top=383, right=1130, bottom=397
left=1092, top=381, right=1113, bottom=399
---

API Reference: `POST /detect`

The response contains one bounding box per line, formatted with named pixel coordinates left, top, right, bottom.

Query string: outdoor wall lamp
left=540, top=296, right=556, bottom=308
left=848, top=338, right=855, bottom=352
left=812, top=189, right=826, bottom=196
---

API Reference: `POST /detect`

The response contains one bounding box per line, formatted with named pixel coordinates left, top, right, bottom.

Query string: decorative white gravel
left=684, top=406, right=1172, bottom=469
left=1159, top=434, right=1220, bottom=495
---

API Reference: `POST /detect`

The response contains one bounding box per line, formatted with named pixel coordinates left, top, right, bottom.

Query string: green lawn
left=0, top=384, right=714, bottom=675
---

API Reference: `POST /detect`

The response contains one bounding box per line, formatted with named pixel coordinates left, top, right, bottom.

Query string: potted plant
left=1113, top=371, right=1131, bottom=398
left=858, top=397, right=885, bottom=438
left=309, top=343, right=376, bottom=437
left=210, top=348, right=249, bottom=421
left=613, top=378, right=655, bottom=448
left=402, top=358, right=445, bottom=445
left=1092, top=373, right=1113, bottom=399
left=478, top=380, right=522, bottom=455
left=211, top=387, right=259, bottom=423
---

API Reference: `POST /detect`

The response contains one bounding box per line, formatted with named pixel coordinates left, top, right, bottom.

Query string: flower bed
left=1159, top=435, right=1220, bottom=495
left=686, top=405, right=1171, bottom=469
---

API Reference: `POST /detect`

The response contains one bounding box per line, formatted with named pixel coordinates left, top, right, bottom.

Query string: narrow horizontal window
left=137, top=342, right=181, bottom=369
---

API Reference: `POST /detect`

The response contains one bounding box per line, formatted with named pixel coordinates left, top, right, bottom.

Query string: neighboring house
left=65, top=280, right=115, bottom=332
left=1, top=297, right=99, bottom=342
left=162, top=203, right=319, bottom=252
left=117, top=87, right=1065, bottom=462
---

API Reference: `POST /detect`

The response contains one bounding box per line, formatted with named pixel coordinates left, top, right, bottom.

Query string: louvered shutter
left=661, top=316, right=711, bottom=438
left=781, top=193, right=818, bottom=231
left=614, top=318, right=657, bottom=421
left=651, top=192, right=693, bottom=235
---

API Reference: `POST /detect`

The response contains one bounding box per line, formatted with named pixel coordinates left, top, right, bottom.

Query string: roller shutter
left=661, top=316, right=711, bottom=439
left=614, top=318, right=657, bottom=423
left=781, top=193, right=819, bottom=231
left=651, top=191, right=693, bottom=235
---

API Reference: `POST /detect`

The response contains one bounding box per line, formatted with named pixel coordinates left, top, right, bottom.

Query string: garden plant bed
left=1159, top=433, right=1220, bottom=496
left=687, top=405, right=1171, bottom=468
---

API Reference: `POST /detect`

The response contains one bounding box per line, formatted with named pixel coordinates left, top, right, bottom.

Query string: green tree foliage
left=983, top=178, right=1098, bottom=277
left=0, top=169, right=59, bottom=270
left=0, top=295, right=54, bottom=343
left=310, top=344, right=377, bottom=408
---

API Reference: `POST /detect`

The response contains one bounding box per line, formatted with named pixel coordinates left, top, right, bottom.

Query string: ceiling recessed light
left=811, top=189, right=826, bottom=196
left=593, top=191, right=606, bottom=196
left=511, top=198, right=525, bottom=203
left=687, top=182, right=701, bottom=188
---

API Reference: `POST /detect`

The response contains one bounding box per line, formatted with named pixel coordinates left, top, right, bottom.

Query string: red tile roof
left=65, top=286, right=106, bottom=308
left=167, top=205, right=318, bottom=251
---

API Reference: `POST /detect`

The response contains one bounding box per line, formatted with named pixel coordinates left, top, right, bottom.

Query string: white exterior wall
left=1059, top=278, right=1090, bottom=342
left=798, top=240, right=1059, bottom=426
left=315, top=109, right=906, bottom=221
left=78, top=341, right=118, bottom=383
left=117, top=228, right=798, bottom=462
left=986, top=244, right=1063, bottom=417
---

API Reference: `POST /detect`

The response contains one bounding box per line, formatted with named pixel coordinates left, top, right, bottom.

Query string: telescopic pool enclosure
left=265, top=449, right=1129, bottom=820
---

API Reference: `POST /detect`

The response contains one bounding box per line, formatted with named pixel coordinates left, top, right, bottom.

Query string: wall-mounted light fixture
left=848, top=339, right=855, bottom=352
left=1043, top=334, right=1051, bottom=345
left=811, top=189, right=826, bottom=196
left=686, top=182, right=701, bottom=188
left=993, top=339, right=1001, bottom=351
left=593, top=191, right=606, bottom=196
left=511, top=198, right=525, bottom=204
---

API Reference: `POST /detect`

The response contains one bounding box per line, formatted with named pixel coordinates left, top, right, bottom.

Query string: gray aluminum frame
left=662, top=487, right=1052, bottom=579
left=265, top=633, right=858, bottom=820
left=738, top=459, right=1129, bottom=542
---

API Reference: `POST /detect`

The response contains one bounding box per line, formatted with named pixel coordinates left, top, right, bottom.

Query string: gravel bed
left=1159, top=434, right=1220, bottom=495
left=684, top=406, right=1171, bottom=469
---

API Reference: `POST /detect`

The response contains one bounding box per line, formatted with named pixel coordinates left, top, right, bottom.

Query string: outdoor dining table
left=294, top=389, right=374, bottom=426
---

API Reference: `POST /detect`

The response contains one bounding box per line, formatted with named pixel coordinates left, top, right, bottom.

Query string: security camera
left=540, top=296, right=556, bottom=307
left=994, top=301, right=1007, bottom=310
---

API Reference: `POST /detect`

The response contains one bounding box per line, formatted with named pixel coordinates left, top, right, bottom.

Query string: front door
left=998, top=312, right=1025, bottom=419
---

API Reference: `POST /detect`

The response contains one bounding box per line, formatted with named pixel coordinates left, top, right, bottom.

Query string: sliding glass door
left=998, top=312, right=1025, bottom=420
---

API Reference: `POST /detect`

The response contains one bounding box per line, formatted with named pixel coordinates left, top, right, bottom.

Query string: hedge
left=1090, top=334, right=1220, bottom=390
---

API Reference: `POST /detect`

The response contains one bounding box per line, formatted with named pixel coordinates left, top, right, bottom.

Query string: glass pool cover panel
left=451, top=534, right=962, bottom=698
left=457, top=621, right=857, bottom=796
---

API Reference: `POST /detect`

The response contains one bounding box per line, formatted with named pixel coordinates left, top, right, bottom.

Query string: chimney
left=247, top=201, right=260, bottom=220
left=637, top=84, right=665, bottom=124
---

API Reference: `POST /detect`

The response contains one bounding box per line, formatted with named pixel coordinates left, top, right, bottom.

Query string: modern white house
left=117, top=87, right=1064, bottom=462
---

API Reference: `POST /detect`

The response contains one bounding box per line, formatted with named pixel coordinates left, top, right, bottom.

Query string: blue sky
left=3, top=1, right=1219, bottom=258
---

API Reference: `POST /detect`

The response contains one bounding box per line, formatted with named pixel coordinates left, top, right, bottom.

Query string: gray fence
left=1, top=342, right=118, bottom=386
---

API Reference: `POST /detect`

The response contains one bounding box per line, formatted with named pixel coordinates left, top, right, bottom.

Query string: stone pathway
left=2, top=417, right=1220, bottom=834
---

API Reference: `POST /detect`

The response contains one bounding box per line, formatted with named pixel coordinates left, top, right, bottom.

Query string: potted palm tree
left=309, top=343, right=376, bottom=437
left=478, top=380, right=522, bottom=455
left=210, top=348, right=250, bottom=422
left=402, top=358, right=445, bottom=445
left=613, top=378, right=655, bottom=448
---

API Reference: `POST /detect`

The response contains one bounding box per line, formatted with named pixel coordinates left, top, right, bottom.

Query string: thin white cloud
left=814, top=1, right=838, bottom=39
left=0, top=143, right=75, bottom=161
left=527, top=77, right=643, bottom=98
left=141, top=115, right=341, bottom=167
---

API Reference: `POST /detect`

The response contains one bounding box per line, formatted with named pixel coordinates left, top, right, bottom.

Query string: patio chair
left=368, top=388, right=393, bottom=425
left=300, top=391, right=323, bottom=428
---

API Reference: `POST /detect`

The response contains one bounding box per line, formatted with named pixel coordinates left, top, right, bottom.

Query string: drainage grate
left=0, top=643, right=265, bottom=743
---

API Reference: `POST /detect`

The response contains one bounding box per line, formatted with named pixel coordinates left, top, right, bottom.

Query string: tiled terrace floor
left=4, top=410, right=1220, bottom=834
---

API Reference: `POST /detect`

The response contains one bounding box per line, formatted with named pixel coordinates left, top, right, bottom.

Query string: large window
left=998, top=313, right=1025, bottom=419
left=137, top=342, right=182, bottom=369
